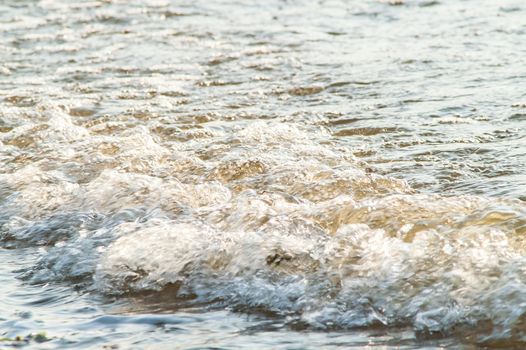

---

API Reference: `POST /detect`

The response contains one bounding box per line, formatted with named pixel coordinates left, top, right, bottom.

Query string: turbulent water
left=1, top=0, right=525, bottom=348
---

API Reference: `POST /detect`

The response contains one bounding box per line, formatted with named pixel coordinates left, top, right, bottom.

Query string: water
left=0, top=0, right=525, bottom=348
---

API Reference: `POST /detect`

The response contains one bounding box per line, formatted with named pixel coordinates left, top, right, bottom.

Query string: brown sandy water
left=1, top=0, right=525, bottom=348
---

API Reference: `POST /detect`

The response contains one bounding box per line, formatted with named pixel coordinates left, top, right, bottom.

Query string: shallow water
left=1, top=0, right=525, bottom=348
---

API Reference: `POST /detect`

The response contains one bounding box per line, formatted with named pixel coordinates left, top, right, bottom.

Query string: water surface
left=1, top=0, right=526, bottom=348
